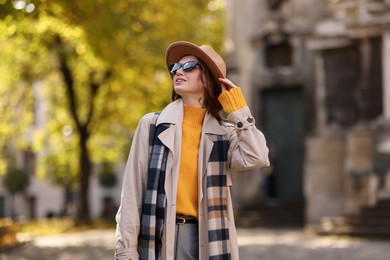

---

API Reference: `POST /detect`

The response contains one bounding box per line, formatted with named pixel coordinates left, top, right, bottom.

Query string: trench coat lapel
left=155, top=99, right=183, bottom=152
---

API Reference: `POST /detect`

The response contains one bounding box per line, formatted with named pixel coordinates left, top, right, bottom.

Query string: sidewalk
left=0, top=227, right=389, bottom=259
left=238, top=227, right=389, bottom=260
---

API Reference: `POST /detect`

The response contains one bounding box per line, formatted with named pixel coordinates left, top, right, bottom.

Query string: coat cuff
left=227, top=106, right=255, bottom=129
left=115, top=247, right=140, bottom=260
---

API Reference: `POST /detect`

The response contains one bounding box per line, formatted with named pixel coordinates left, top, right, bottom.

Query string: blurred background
left=0, top=0, right=390, bottom=253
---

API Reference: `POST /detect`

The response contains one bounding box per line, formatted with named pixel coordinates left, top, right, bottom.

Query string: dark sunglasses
left=169, top=61, right=202, bottom=75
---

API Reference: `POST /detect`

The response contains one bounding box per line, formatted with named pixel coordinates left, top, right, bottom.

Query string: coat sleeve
left=226, top=106, right=270, bottom=171
left=115, top=113, right=153, bottom=260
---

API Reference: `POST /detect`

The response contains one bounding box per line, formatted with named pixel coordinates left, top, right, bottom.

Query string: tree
left=3, top=168, right=29, bottom=219
left=98, top=164, right=117, bottom=189
left=0, top=0, right=225, bottom=225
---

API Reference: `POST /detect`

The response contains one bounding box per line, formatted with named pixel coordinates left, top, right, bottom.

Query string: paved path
left=238, top=228, right=389, bottom=260
left=1, top=228, right=389, bottom=260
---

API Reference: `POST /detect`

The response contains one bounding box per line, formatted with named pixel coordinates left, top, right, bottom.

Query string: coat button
left=247, top=117, right=253, bottom=123
left=237, top=122, right=243, bottom=128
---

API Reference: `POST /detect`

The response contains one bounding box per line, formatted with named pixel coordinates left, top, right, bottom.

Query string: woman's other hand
left=219, top=78, right=238, bottom=91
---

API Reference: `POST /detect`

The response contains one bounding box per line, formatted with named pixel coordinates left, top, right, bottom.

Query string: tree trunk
left=10, top=193, right=15, bottom=220
left=76, top=128, right=92, bottom=225
left=55, top=35, right=107, bottom=226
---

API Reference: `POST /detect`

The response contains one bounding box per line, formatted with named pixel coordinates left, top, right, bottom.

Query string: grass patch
left=20, top=217, right=75, bottom=237
left=20, top=217, right=116, bottom=237
left=0, top=219, right=20, bottom=249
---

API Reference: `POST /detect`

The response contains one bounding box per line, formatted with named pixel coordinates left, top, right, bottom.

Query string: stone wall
left=344, top=126, right=375, bottom=213
left=304, top=129, right=345, bottom=223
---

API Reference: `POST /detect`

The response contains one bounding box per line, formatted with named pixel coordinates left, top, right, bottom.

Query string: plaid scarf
left=207, top=134, right=231, bottom=260
left=139, top=113, right=170, bottom=259
left=139, top=113, right=231, bottom=259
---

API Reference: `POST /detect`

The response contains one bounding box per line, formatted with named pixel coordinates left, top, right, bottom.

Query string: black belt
left=176, top=215, right=198, bottom=224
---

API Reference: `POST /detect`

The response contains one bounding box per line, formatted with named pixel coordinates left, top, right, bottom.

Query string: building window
left=264, top=33, right=293, bottom=68
left=323, top=37, right=383, bottom=127
left=28, top=196, right=36, bottom=219
left=267, top=0, right=286, bottom=11
left=323, top=45, right=360, bottom=127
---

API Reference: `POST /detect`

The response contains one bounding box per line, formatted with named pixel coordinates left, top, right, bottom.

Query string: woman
left=115, top=41, right=270, bottom=260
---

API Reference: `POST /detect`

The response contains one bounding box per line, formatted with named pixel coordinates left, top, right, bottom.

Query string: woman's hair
left=171, top=59, right=223, bottom=120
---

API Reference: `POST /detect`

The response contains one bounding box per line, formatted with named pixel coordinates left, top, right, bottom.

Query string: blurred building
left=226, top=0, right=390, bottom=235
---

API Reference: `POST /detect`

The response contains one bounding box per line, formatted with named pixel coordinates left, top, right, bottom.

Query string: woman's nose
left=175, top=67, right=184, bottom=75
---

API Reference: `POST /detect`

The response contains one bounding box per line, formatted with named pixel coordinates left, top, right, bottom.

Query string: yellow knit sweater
left=176, top=88, right=247, bottom=218
left=176, top=105, right=206, bottom=217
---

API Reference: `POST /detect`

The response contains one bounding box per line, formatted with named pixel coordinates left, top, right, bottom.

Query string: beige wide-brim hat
left=165, top=41, right=226, bottom=86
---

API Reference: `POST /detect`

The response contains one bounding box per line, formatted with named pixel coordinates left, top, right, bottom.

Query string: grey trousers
left=174, top=223, right=199, bottom=260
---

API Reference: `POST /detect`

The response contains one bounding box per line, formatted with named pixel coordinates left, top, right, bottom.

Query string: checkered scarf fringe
left=139, top=113, right=232, bottom=260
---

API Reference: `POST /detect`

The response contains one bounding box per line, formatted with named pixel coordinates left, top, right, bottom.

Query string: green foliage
left=0, top=0, right=225, bottom=219
left=3, top=168, right=29, bottom=194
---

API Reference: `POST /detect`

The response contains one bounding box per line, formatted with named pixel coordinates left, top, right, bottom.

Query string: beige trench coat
left=115, top=98, right=270, bottom=260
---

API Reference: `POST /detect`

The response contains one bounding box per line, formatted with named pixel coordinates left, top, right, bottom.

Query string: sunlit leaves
left=0, top=0, right=225, bottom=184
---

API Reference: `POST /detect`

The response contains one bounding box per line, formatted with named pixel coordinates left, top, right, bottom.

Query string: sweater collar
left=183, top=104, right=206, bottom=128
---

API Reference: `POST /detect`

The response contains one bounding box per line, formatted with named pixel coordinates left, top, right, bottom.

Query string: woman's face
left=172, top=55, right=205, bottom=107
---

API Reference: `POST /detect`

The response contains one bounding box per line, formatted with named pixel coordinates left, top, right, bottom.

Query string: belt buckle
left=177, top=216, right=186, bottom=224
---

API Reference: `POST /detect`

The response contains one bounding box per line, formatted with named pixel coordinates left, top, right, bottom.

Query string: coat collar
left=157, top=99, right=227, bottom=136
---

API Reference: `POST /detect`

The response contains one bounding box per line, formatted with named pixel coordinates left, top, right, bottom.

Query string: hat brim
left=165, top=41, right=225, bottom=85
